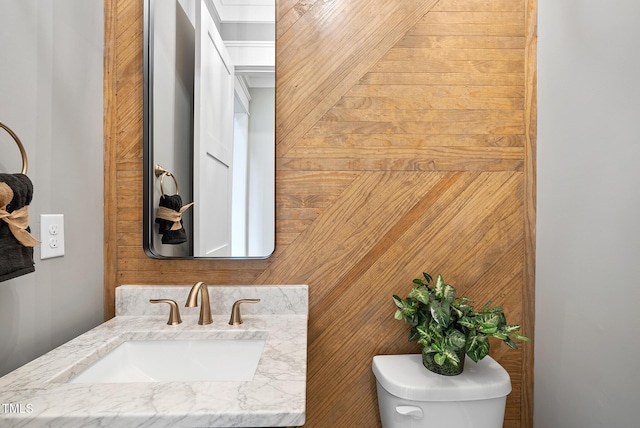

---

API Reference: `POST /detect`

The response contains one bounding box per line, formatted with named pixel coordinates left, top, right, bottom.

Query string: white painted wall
left=536, top=1, right=640, bottom=426
left=0, top=0, right=103, bottom=377
left=231, top=112, right=249, bottom=256
left=247, top=87, right=274, bottom=257
left=151, top=0, right=195, bottom=257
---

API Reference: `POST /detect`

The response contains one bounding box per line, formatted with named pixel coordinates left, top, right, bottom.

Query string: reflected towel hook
left=0, top=121, right=28, bottom=174
left=154, top=164, right=179, bottom=196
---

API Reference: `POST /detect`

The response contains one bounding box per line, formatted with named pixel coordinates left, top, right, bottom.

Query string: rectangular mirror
left=143, top=0, right=275, bottom=259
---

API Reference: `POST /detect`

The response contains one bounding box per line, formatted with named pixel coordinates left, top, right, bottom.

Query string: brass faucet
left=229, top=299, right=260, bottom=325
left=149, top=299, right=182, bottom=325
left=185, top=281, right=212, bottom=325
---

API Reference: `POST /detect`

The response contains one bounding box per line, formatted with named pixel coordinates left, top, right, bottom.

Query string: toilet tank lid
left=372, top=354, right=511, bottom=402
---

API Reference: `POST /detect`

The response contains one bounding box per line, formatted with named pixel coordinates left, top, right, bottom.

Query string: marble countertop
left=0, top=285, right=308, bottom=428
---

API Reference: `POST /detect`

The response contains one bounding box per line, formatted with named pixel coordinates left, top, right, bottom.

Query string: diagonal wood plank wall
left=104, top=0, right=536, bottom=426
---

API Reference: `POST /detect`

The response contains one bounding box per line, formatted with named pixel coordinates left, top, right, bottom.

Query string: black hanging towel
left=153, top=166, right=193, bottom=245
left=155, top=193, right=193, bottom=244
left=0, top=173, right=39, bottom=282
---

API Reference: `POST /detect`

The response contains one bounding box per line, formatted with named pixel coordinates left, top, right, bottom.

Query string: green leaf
left=434, top=274, right=456, bottom=302
left=459, top=296, right=473, bottom=305
left=430, top=340, right=445, bottom=353
left=416, top=309, right=430, bottom=326
left=416, top=324, right=431, bottom=340
left=413, top=278, right=424, bottom=286
left=450, top=304, right=463, bottom=318
left=434, top=274, right=445, bottom=296
left=394, top=309, right=403, bottom=320
left=502, top=324, right=522, bottom=333
left=408, top=286, right=430, bottom=305
left=457, top=316, right=475, bottom=329
left=423, top=272, right=433, bottom=283
left=442, top=349, right=461, bottom=366
left=477, top=313, right=501, bottom=327
left=392, top=295, right=404, bottom=309
left=399, top=299, right=417, bottom=318
left=492, top=331, right=508, bottom=340
left=428, top=319, right=444, bottom=336
left=430, top=300, right=451, bottom=327
left=434, top=353, right=447, bottom=366
left=443, top=285, right=456, bottom=302
left=466, top=334, right=490, bottom=362
left=514, top=333, right=530, bottom=342
left=402, top=306, right=416, bottom=318
left=478, top=323, right=498, bottom=334
left=498, top=312, right=507, bottom=326
left=445, top=330, right=466, bottom=351
left=504, top=338, right=518, bottom=349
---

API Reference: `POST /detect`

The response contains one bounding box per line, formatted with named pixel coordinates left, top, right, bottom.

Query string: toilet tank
left=372, top=354, right=511, bottom=428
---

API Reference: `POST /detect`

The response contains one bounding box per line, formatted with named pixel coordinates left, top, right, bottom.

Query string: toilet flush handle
left=395, top=405, right=423, bottom=419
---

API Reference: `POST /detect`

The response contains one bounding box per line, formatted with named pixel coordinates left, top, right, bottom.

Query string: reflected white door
left=193, top=0, right=235, bottom=257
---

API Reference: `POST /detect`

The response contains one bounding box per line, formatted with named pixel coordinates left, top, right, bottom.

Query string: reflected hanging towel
left=154, top=194, right=193, bottom=245
left=0, top=173, right=38, bottom=282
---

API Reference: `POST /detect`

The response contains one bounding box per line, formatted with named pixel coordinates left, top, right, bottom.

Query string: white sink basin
left=69, top=339, right=266, bottom=383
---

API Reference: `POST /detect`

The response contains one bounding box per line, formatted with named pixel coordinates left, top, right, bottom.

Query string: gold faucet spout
left=185, top=281, right=213, bottom=325
left=229, top=299, right=260, bottom=325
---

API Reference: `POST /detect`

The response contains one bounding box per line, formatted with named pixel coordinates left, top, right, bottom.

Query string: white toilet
left=372, top=354, right=511, bottom=428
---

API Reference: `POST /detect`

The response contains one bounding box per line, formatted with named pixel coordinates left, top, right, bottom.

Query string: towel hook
left=154, top=164, right=179, bottom=196
left=0, top=121, right=28, bottom=174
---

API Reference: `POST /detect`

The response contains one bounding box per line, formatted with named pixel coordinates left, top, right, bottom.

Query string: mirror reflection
left=144, top=0, right=275, bottom=259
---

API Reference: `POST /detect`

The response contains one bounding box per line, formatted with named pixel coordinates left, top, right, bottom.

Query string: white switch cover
left=40, top=214, right=65, bottom=259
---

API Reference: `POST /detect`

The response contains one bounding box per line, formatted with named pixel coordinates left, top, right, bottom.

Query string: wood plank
left=284, top=146, right=524, bottom=160
left=410, top=24, right=524, bottom=37
left=347, top=84, right=524, bottom=99
left=422, top=11, right=525, bottom=25
left=432, top=0, right=525, bottom=12
left=359, top=72, right=525, bottom=86
left=372, top=59, right=525, bottom=74
left=396, top=35, right=526, bottom=49
left=103, top=0, right=118, bottom=320
left=296, top=134, right=525, bottom=148
left=321, top=108, right=524, bottom=123
left=337, top=95, right=524, bottom=110
left=523, top=0, right=538, bottom=425
left=305, top=120, right=525, bottom=136
left=383, top=47, right=524, bottom=62
left=278, top=157, right=524, bottom=172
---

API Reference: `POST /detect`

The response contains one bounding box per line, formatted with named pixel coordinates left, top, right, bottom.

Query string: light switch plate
left=40, top=214, right=65, bottom=259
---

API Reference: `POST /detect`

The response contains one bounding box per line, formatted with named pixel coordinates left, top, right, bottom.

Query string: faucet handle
left=150, top=299, right=182, bottom=325
left=229, top=299, right=260, bottom=325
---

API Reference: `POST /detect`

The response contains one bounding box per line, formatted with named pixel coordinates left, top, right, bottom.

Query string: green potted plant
left=393, top=272, right=529, bottom=376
